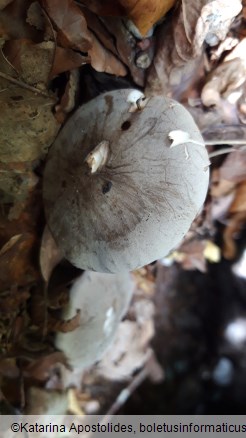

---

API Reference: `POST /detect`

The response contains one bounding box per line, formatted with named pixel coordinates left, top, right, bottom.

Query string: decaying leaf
left=211, top=151, right=246, bottom=198
left=201, top=58, right=246, bottom=107
left=0, top=79, right=60, bottom=162
left=223, top=212, right=246, bottom=259
left=0, top=0, right=14, bottom=10
left=41, top=0, right=92, bottom=52
left=0, top=162, right=38, bottom=204
left=88, top=33, right=127, bottom=76
left=40, top=226, right=63, bottom=284
left=146, top=0, right=242, bottom=95
left=54, top=69, right=79, bottom=123
left=80, top=0, right=176, bottom=35
left=194, top=0, right=242, bottom=49
left=3, top=39, right=55, bottom=85
left=223, top=181, right=246, bottom=259
left=23, top=352, right=67, bottom=381
left=0, top=233, right=38, bottom=291
left=118, top=0, right=176, bottom=36
left=99, top=16, right=145, bottom=85
left=49, top=46, right=89, bottom=79
left=229, top=180, right=246, bottom=214
left=220, top=150, right=246, bottom=184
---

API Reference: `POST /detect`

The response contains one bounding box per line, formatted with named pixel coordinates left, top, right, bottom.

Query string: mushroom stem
left=85, top=140, right=110, bottom=174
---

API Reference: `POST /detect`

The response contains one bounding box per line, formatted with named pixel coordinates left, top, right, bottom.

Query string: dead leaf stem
left=0, top=71, right=56, bottom=100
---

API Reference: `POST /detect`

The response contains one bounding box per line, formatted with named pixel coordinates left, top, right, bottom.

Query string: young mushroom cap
left=43, top=89, right=209, bottom=273
left=55, top=271, right=134, bottom=370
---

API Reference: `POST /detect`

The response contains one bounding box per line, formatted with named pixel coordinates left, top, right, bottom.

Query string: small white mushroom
left=55, top=271, right=134, bottom=370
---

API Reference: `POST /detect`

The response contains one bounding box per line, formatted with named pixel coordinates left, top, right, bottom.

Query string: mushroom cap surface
left=43, top=89, right=209, bottom=273
left=55, top=271, right=134, bottom=370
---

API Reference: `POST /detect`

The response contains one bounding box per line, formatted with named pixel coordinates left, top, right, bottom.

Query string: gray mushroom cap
left=55, top=271, right=134, bottom=370
left=43, top=89, right=209, bottom=273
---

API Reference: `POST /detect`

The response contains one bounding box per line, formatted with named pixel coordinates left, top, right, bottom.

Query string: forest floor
left=0, top=0, right=246, bottom=415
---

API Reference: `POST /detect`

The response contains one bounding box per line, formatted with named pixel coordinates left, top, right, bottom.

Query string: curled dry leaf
left=81, top=0, right=176, bottom=36
left=118, top=0, right=176, bottom=36
left=40, top=226, right=63, bottom=284
left=194, top=0, right=242, bottom=48
left=146, top=0, right=242, bottom=95
left=229, top=180, right=246, bottom=215
left=54, top=69, right=79, bottom=123
left=99, top=16, right=145, bottom=85
left=49, top=46, right=89, bottom=79
left=223, top=181, right=246, bottom=259
left=223, top=212, right=246, bottom=259
left=210, top=151, right=246, bottom=198
left=26, top=1, right=45, bottom=31
left=88, top=33, right=127, bottom=76
left=146, top=0, right=206, bottom=95
left=41, top=0, right=92, bottom=52
left=220, top=150, right=246, bottom=184
left=23, top=352, right=67, bottom=382
left=201, top=58, right=246, bottom=107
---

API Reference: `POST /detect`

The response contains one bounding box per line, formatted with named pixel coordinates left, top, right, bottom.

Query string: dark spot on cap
left=102, top=181, right=112, bottom=194
left=121, top=120, right=131, bottom=131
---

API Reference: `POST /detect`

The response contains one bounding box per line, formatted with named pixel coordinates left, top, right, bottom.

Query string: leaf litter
left=0, top=0, right=246, bottom=415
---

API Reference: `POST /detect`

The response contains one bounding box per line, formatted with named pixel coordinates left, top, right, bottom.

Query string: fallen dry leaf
left=223, top=181, right=246, bottom=259
left=146, top=0, right=242, bottom=95
left=80, top=0, right=175, bottom=35
left=201, top=58, right=246, bottom=107
left=99, top=16, right=145, bottom=85
left=41, top=0, right=92, bottom=52
left=0, top=233, right=39, bottom=291
left=223, top=212, right=246, bottom=259
left=194, top=0, right=242, bottom=49
left=118, top=0, right=176, bottom=36
left=40, top=226, right=63, bottom=284
left=229, top=180, right=246, bottom=214
left=23, top=352, right=67, bottom=381
left=3, top=39, right=55, bottom=85
left=0, top=0, right=13, bottom=9
left=0, top=162, right=38, bottom=204
left=0, top=77, right=60, bottom=163
left=50, top=45, right=89, bottom=79
left=220, top=150, right=246, bottom=184
left=54, top=69, right=79, bottom=123
left=26, top=1, right=45, bottom=31
left=88, top=33, right=127, bottom=76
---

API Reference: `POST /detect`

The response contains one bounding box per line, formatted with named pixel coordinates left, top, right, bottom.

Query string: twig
left=208, top=147, right=237, bottom=158
left=205, top=139, right=246, bottom=146
left=0, top=71, right=56, bottom=100
left=106, top=366, right=149, bottom=416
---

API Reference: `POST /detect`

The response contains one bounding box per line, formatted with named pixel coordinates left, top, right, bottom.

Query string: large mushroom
left=43, top=89, right=209, bottom=273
